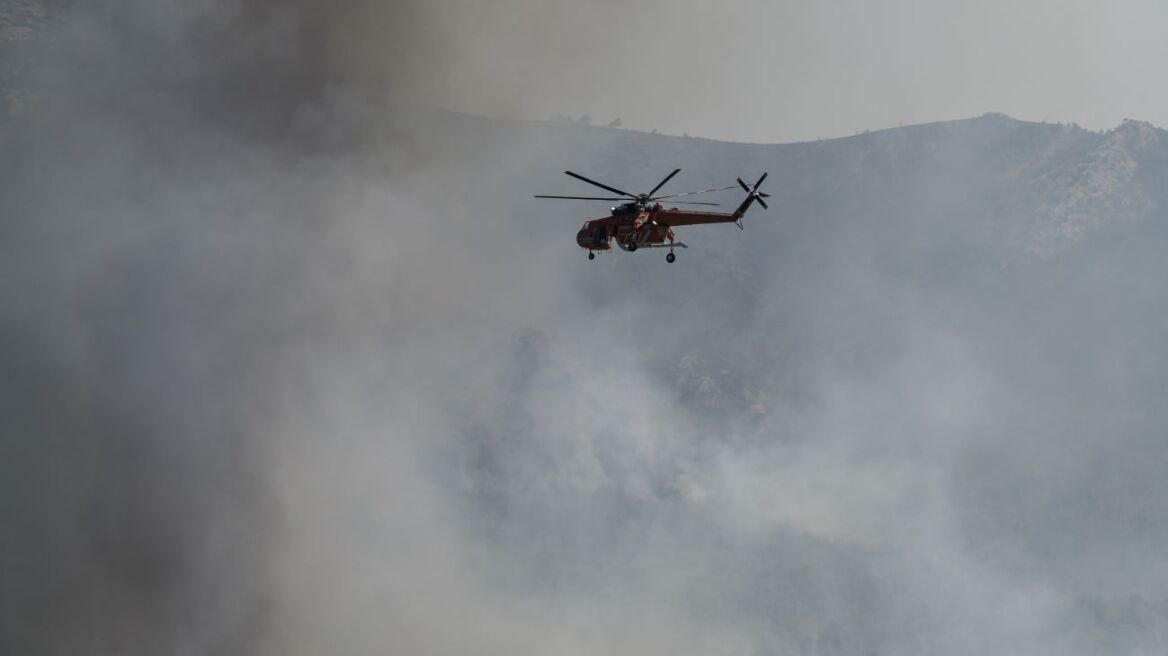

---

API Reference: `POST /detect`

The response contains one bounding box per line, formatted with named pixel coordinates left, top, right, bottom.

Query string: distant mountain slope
left=0, top=0, right=52, bottom=115
left=409, top=110, right=1168, bottom=650
left=400, top=108, right=1167, bottom=259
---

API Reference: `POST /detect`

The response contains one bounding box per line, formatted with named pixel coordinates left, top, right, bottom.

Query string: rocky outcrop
left=1, top=0, right=52, bottom=115
left=1028, top=120, right=1164, bottom=256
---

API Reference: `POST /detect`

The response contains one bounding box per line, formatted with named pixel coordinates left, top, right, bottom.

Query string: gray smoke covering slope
left=5, top=2, right=1168, bottom=655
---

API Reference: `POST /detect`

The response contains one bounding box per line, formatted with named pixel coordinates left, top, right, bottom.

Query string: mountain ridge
left=425, top=107, right=1166, bottom=257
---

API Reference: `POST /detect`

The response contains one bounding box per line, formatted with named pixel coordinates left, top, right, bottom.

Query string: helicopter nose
left=577, top=226, right=608, bottom=249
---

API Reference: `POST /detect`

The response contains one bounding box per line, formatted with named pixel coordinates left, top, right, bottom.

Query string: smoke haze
left=194, top=0, right=1168, bottom=141
left=4, top=2, right=1168, bottom=655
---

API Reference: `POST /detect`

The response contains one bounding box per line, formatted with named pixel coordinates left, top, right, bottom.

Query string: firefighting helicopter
left=535, top=168, right=769, bottom=262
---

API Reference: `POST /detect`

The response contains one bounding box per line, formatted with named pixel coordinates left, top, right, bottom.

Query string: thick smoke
left=0, top=2, right=454, bottom=653
left=4, top=2, right=1168, bottom=655
left=0, top=2, right=657, bottom=653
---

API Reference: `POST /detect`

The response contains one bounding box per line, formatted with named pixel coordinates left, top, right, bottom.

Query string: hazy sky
left=395, top=0, right=1168, bottom=141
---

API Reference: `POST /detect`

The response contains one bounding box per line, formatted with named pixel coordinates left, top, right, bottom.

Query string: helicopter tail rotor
left=732, top=173, right=770, bottom=228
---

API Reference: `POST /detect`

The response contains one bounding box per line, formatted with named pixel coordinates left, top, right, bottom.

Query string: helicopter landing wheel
left=666, top=251, right=676, bottom=263
left=628, top=243, right=638, bottom=252
left=588, top=252, right=595, bottom=260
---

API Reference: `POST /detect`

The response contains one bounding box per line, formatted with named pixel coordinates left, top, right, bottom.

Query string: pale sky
left=398, top=0, right=1168, bottom=142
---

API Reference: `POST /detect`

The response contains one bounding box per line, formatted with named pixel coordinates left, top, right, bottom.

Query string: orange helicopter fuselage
left=577, top=204, right=736, bottom=252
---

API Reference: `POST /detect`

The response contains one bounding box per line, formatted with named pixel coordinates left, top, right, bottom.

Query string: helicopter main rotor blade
left=534, top=195, right=628, bottom=201
left=661, top=201, right=720, bottom=206
left=564, top=171, right=636, bottom=198
left=651, top=184, right=737, bottom=200
left=646, top=168, right=682, bottom=197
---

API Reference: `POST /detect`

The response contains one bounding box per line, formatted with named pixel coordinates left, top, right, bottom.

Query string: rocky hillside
left=0, top=0, right=56, bottom=115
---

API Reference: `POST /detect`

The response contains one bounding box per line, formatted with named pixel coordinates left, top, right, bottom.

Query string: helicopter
left=535, top=168, right=769, bottom=262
